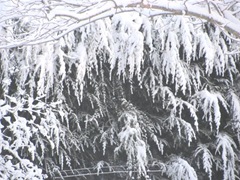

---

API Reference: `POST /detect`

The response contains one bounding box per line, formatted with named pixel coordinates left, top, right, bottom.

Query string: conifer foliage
left=0, top=1, right=240, bottom=179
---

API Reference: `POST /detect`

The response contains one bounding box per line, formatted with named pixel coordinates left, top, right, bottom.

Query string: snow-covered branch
left=0, top=0, right=240, bottom=48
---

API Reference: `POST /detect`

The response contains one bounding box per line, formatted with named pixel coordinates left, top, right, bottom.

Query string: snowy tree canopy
left=0, top=0, right=240, bottom=48
left=0, top=0, right=240, bottom=180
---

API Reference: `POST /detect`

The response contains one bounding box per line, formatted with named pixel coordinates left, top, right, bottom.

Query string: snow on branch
left=227, top=91, right=240, bottom=143
left=115, top=111, right=147, bottom=176
left=215, top=133, right=237, bottom=180
left=166, top=156, right=198, bottom=180
left=191, top=89, right=228, bottom=133
left=194, top=144, right=213, bottom=180
left=0, top=0, right=240, bottom=48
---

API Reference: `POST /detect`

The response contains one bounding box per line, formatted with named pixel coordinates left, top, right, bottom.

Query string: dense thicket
left=0, top=11, right=240, bottom=180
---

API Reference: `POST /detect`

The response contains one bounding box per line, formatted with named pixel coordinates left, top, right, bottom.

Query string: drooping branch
left=0, top=0, right=240, bottom=48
